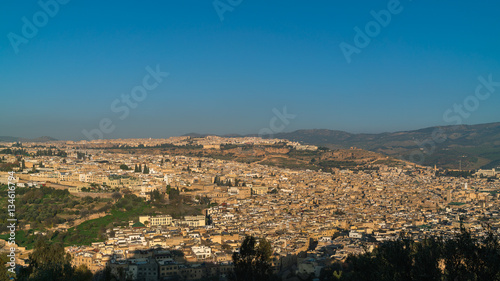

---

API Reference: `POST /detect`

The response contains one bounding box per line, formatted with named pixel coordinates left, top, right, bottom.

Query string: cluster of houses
left=1, top=137, right=500, bottom=280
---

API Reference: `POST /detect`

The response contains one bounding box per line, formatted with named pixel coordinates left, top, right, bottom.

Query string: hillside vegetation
left=272, top=122, right=500, bottom=170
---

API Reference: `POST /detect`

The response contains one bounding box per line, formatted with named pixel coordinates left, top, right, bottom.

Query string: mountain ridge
left=4, top=122, right=500, bottom=169
left=183, top=122, right=500, bottom=169
left=0, top=136, right=58, bottom=142
left=271, top=122, right=500, bottom=170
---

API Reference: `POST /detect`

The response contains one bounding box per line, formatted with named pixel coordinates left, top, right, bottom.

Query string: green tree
left=119, top=164, right=129, bottom=170
left=74, top=265, right=94, bottom=281
left=0, top=254, right=15, bottom=281
left=150, top=189, right=163, bottom=202
left=111, top=191, right=123, bottom=202
left=17, top=236, right=88, bottom=281
left=232, top=236, right=274, bottom=281
left=254, top=238, right=273, bottom=279
left=338, top=226, right=500, bottom=281
left=214, top=175, right=221, bottom=185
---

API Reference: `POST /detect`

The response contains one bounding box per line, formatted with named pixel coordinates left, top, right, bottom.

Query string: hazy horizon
left=2, top=120, right=499, bottom=141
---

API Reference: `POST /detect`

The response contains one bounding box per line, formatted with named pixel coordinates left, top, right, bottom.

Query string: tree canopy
left=322, top=226, right=500, bottom=281
left=17, top=236, right=92, bottom=281
left=232, top=236, right=274, bottom=281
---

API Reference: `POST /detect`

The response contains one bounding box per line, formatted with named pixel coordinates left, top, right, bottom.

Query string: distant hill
left=0, top=136, right=19, bottom=142
left=6, top=122, right=500, bottom=169
left=182, top=133, right=211, bottom=138
left=272, top=122, right=500, bottom=170
left=182, top=133, right=244, bottom=138
left=0, top=136, right=58, bottom=142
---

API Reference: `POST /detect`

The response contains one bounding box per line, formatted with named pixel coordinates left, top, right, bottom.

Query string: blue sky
left=1, top=0, right=499, bottom=140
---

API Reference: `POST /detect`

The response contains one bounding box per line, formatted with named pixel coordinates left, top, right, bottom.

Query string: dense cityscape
left=1, top=136, right=499, bottom=280
left=3, top=1, right=500, bottom=280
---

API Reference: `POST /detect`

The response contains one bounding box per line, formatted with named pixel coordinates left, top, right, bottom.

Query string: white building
left=349, top=231, right=363, bottom=239
left=191, top=246, right=211, bottom=260
left=181, top=215, right=205, bottom=227
left=139, top=215, right=172, bottom=226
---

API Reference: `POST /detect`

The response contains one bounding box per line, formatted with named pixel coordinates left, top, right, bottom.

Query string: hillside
left=0, top=136, right=58, bottom=142
left=272, top=122, right=500, bottom=170
left=108, top=142, right=404, bottom=172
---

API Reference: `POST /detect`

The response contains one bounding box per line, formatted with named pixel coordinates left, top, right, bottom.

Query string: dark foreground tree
left=0, top=254, right=15, bottom=281
left=328, top=226, right=500, bottom=281
left=17, top=236, right=93, bottom=281
left=95, top=265, right=133, bottom=281
left=232, top=236, right=274, bottom=281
